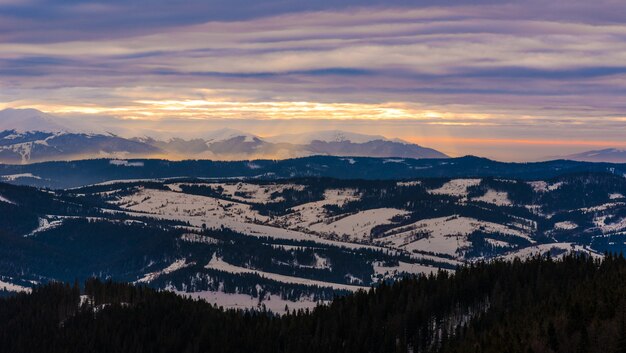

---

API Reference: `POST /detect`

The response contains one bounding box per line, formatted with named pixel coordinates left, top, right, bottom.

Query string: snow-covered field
left=205, top=254, right=366, bottom=291
left=377, top=216, right=530, bottom=256
left=0, top=173, right=41, bottom=181
left=373, top=261, right=442, bottom=280
left=81, top=178, right=625, bottom=305
left=554, top=221, right=578, bottom=230
left=171, top=289, right=325, bottom=314
left=107, top=188, right=380, bottom=251
left=430, top=179, right=481, bottom=197
left=306, top=208, right=408, bottom=241
left=103, top=183, right=554, bottom=263
left=0, top=279, right=31, bottom=293
left=500, top=243, right=602, bottom=261
left=528, top=181, right=564, bottom=193
left=472, top=190, right=512, bottom=206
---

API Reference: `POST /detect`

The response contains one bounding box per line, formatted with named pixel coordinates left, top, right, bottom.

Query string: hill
left=0, top=255, right=625, bottom=353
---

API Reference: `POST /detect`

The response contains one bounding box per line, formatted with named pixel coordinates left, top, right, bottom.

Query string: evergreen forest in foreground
left=2, top=254, right=626, bottom=353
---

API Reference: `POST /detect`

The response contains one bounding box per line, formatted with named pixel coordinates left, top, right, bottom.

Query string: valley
left=2, top=163, right=624, bottom=311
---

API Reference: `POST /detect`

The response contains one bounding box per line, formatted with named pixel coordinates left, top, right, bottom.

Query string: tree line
left=1, top=254, right=626, bottom=353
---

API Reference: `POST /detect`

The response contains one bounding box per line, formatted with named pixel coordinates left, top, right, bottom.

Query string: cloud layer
left=1, top=0, right=625, bottom=160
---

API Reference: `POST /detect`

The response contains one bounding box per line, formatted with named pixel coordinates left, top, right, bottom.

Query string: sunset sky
left=1, top=0, right=625, bottom=160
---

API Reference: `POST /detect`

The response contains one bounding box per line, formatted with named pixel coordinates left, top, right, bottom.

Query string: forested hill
left=2, top=255, right=626, bottom=353
left=2, top=155, right=626, bottom=189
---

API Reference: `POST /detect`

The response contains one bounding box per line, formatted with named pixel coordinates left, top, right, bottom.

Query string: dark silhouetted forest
left=1, top=254, right=626, bottom=353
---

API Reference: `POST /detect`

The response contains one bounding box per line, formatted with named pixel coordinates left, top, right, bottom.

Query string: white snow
left=265, top=130, right=390, bottom=144
left=0, top=108, right=68, bottom=132
left=306, top=208, right=408, bottom=241
left=594, top=215, right=626, bottom=234
left=25, top=217, right=63, bottom=237
left=180, top=233, right=220, bottom=244
left=106, top=188, right=380, bottom=251
left=171, top=288, right=326, bottom=314
left=0, top=279, right=31, bottom=293
left=109, top=160, right=144, bottom=167
left=472, top=189, right=512, bottom=206
left=430, top=179, right=481, bottom=197
left=136, top=259, right=194, bottom=283
left=273, top=188, right=361, bottom=230
left=554, top=221, right=578, bottom=230
left=204, top=128, right=259, bottom=143
left=383, top=159, right=405, bottom=163
left=578, top=202, right=625, bottom=213
left=0, top=194, right=15, bottom=204
left=340, top=158, right=356, bottom=164
left=205, top=254, right=366, bottom=291
left=376, top=215, right=531, bottom=257
left=373, top=261, right=442, bottom=280
left=501, top=243, right=602, bottom=261
left=0, top=173, right=41, bottom=181
left=485, top=239, right=511, bottom=247
left=396, top=181, right=421, bottom=187
left=609, top=193, right=624, bottom=200
left=186, top=182, right=305, bottom=204
left=528, top=181, right=564, bottom=193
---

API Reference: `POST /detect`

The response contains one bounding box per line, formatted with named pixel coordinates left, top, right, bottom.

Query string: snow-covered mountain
left=265, top=130, right=399, bottom=144
left=0, top=130, right=161, bottom=164
left=204, top=128, right=259, bottom=143
left=0, top=109, right=448, bottom=163
left=563, top=148, right=626, bottom=163
left=0, top=108, right=69, bottom=132
left=1, top=172, right=620, bottom=307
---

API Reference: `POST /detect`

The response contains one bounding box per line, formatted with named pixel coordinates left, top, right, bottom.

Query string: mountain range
left=1, top=155, right=625, bottom=189
left=562, top=148, right=626, bottom=163
left=0, top=108, right=447, bottom=163
left=1, top=167, right=624, bottom=308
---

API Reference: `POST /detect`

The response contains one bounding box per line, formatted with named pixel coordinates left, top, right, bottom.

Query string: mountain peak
left=0, top=108, right=69, bottom=133
left=204, top=128, right=260, bottom=143
left=562, top=148, right=626, bottom=163
left=265, top=130, right=400, bottom=144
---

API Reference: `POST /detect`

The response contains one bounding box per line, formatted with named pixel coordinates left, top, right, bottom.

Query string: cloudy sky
left=1, top=0, right=625, bottom=160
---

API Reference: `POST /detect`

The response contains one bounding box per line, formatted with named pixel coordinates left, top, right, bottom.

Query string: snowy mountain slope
left=562, top=148, right=626, bottom=163
left=0, top=108, right=68, bottom=132
left=0, top=109, right=448, bottom=162
left=265, top=130, right=398, bottom=144
left=0, top=130, right=162, bottom=164
left=1, top=172, right=623, bottom=310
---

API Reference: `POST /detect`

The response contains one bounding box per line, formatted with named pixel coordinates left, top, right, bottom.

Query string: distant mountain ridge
left=0, top=130, right=162, bottom=164
left=562, top=148, right=626, bottom=163
left=2, top=155, right=626, bottom=189
left=0, top=108, right=448, bottom=163
left=0, top=108, right=69, bottom=132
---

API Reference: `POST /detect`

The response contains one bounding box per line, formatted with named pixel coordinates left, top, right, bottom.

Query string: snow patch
left=171, top=289, right=325, bottom=314
left=472, top=189, right=512, bottom=206
left=1, top=173, right=41, bottom=181
left=554, top=221, right=578, bottom=230
left=205, top=254, right=365, bottom=291
left=109, top=160, right=144, bottom=167
left=0, top=279, right=31, bottom=293
left=25, top=217, right=63, bottom=237
left=430, top=179, right=481, bottom=197
left=136, top=259, right=194, bottom=283
left=0, top=194, right=15, bottom=205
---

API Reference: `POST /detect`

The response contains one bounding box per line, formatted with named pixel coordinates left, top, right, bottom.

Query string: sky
left=1, top=0, right=625, bottom=161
